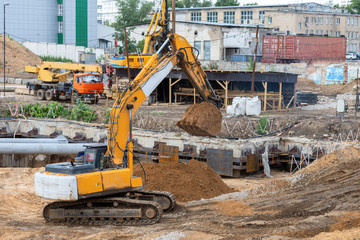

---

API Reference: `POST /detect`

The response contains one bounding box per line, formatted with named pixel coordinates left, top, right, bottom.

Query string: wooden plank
left=278, top=82, right=282, bottom=110
left=264, top=82, right=267, bottom=111
left=158, top=143, right=179, bottom=164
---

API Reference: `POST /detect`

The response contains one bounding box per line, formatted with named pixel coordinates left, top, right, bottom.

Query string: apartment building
left=97, top=0, right=118, bottom=25
left=175, top=2, right=360, bottom=52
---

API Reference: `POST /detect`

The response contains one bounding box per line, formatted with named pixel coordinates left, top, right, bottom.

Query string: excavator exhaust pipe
left=176, top=102, right=222, bottom=137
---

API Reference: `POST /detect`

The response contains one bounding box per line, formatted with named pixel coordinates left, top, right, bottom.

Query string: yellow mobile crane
left=34, top=0, right=222, bottom=225
left=25, top=62, right=111, bottom=103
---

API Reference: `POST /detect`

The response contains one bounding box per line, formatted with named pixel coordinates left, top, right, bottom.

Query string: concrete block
left=0, top=96, right=15, bottom=103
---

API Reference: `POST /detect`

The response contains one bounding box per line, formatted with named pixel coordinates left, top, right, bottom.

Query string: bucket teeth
left=176, top=102, right=222, bottom=137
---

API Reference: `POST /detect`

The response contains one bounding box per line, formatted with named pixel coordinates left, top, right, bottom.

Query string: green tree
left=113, top=0, right=154, bottom=52
left=350, top=0, right=360, bottom=13
left=215, top=0, right=239, bottom=7
left=172, top=0, right=212, bottom=8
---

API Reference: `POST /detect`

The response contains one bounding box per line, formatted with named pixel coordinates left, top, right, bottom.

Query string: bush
left=256, top=115, right=269, bottom=135
left=69, top=99, right=97, bottom=122
left=40, top=56, right=73, bottom=63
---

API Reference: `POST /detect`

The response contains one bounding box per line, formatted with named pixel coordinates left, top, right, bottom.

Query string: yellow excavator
left=110, top=0, right=169, bottom=68
left=34, top=1, right=222, bottom=225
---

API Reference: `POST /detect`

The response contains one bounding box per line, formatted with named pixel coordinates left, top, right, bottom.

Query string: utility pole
left=251, top=25, right=259, bottom=96
left=124, top=26, right=131, bottom=83
left=3, top=3, right=9, bottom=96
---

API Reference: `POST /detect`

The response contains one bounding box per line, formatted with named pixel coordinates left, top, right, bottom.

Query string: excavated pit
left=176, top=102, right=222, bottom=136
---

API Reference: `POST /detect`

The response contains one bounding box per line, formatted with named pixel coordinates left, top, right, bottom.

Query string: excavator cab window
left=76, top=77, right=81, bottom=83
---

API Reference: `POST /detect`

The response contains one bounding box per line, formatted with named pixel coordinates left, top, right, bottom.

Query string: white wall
left=21, top=42, right=105, bottom=63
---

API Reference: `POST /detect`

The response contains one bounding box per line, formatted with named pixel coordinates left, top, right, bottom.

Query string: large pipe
left=0, top=135, right=68, bottom=144
left=0, top=143, right=86, bottom=154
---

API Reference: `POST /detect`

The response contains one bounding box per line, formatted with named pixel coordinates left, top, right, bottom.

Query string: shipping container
left=262, top=35, right=346, bottom=63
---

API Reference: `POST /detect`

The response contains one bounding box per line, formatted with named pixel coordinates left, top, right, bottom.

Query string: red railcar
left=262, top=35, right=346, bottom=63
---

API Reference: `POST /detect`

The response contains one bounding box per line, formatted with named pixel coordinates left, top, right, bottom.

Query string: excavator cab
left=44, top=144, right=107, bottom=175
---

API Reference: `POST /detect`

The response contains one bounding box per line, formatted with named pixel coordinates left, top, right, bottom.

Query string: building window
left=98, top=13, right=102, bottom=18
left=97, top=5, right=102, bottom=9
left=351, top=32, right=354, bottom=39
left=305, top=17, right=309, bottom=25
left=352, top=18, right=354, bottom=25
left=330, top=30, right=333, bottom=36
left=320, top=17, right=323, bottom=24
left=326, top=30, right=328, bottom=35
left=259, top=11, right=265, bottom=24
left=298, top=22, right=301, bottom=30
left=191, top=12, right=201, bottom=22
left=310, top=30, right=313, bottom=34
left=58, top=22, right=63, bottom=33
left=348, top=18, right=350, bottom=25
left=311, top=17, right=313, bottom=24
left=347, top=32, right=350, bottom=38
left=224, top=11, right=235, bottom=24
left=315, top=17, right=319, bottom=25
left=336, top=18, right=340, bottom=24
left=330, top=18, right=333, bottom=24
left=320, top=30, right=323, bottom=35
left=326, top=17, right=328, bottom=25
left=356, top=32, right=358, bottom=39
left=316, top=30, right=319, bottom=35
left=305, top=29, right=309, bottom=34
left=241, top=11, right=253, bottom=24
left=58, top=3, right=63, bottom=16
left=268, top=17, right=272, bottom=24
left=204, top=41, right=211, bottom=60
left=336, top=31, right=340, bottom=37
left=194, top=41, right=201, bottom=57
left=207, top=12, right=218, bottom=23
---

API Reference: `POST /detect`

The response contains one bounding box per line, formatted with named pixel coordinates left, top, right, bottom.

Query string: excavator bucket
left=176, top=102, right=222, bottom=137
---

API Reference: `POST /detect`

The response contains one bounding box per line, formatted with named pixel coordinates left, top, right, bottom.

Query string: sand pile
left=176, top=102, right=222, bottom=136
left=0, top=35, right=41, bottom=76
left=133, top=160, right=233, bottom=202
left=295, top=146, right=360, bottom=185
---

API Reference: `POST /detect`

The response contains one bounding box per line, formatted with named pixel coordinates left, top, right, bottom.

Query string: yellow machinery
left=110, top=0, right=169, bottom=68
left=25, top=62, right=106, bottom=103
left=25, top=61, right=103, bottom=83
left=34, top=0, right=222, bottom=225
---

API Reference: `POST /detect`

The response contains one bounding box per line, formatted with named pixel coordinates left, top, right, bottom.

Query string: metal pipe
left=156, top=38, right=170, bottom=54
left=0, top=143, right=86, bottom=154
left=0, top=135, right=68, bottom=144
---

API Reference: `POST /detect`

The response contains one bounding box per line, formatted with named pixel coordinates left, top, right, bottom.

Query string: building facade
left=175, top=3, right=360, bottom=52
left=97, top=0, right=118, bottom=25
left=131, top=21, right=272, bottom=61
left=0, top=0, right=98, bottom=48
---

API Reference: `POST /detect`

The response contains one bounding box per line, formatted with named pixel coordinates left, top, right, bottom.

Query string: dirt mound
left=297, top=146, right=360, bottom=176
left=213, top=200, right=254, bottom=216
left=297, top=77, right=356, bottom=95
left=0, top=35, right=41, bottom=77
left=133, top=160, right=233, bottom=202
left=176, top=102, right=222, bottom=136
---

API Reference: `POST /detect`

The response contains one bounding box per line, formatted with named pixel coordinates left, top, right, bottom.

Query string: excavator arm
left=108, top=34, right=222, bottom=166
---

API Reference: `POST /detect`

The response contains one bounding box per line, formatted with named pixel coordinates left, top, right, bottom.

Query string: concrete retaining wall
left=0, top=120, right=355, bottom=166
left=21, top=42, right=105, bottom=63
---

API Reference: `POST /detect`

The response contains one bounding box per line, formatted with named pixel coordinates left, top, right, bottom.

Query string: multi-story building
left=0, top=0, right=98, bottom=48
left=175, top=2, right=360, bottom=52
left=97, top=0, right=118, bottom=25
